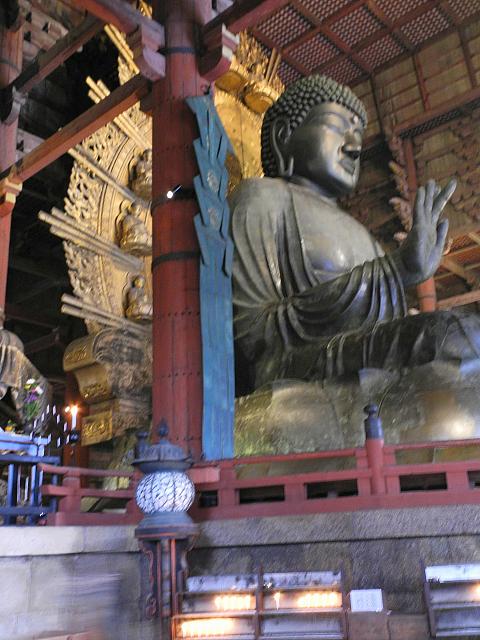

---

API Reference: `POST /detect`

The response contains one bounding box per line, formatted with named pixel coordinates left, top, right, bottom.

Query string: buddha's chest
left=294, top=198, right=380, bottom=276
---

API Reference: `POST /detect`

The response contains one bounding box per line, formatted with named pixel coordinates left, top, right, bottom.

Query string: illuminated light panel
left=273, top=592, right=281, bottom=610
left=181, top=618, right=234, bottom=638
left=296, top=591, right=342, bottom=609
left=214, top=594, right=253, bottom=611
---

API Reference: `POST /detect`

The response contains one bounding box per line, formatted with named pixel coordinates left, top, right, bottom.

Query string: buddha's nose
left=342, top=132, right=361, bottom=160
left=344, top=145, right=360, bottom=160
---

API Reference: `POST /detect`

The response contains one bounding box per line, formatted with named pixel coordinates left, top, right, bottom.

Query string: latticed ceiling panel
left=448, top=0, right=480, bottom=23
left=257, top=5, right=312, bottom=45
left=374, top=0, right=430, bottom=22
left=278, top=60, right=303, bottom=85
left=289, top=34, right=339, bottom=72
left=299, top=0, right=352, bottom=22
left=329, top=5, right=383, bottom=46
left=324, top=56, right=363, bottom=85
left=249, top=0, right=480, bottom=88
left=400, top=7, right=451, bottom=46
left=358, top=34, right=404, bottom=69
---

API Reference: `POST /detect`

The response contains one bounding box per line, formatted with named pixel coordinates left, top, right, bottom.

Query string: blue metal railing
left=0, top=430, right=60, bottom=525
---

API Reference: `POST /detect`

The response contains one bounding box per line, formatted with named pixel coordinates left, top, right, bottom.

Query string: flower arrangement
left=23, top=377, right=44, bottom=424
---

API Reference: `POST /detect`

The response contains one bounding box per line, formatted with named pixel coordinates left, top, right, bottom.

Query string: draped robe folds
left=230, top=178, right=480, bottom=391
left=0, top=329, right=49, bottom=424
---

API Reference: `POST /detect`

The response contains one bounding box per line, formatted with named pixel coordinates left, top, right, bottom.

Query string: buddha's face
left=280, top=102, right=364, bottom=196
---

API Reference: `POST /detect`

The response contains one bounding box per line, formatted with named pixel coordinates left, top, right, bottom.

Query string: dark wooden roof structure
left=4, top=0, right=480, bottom=397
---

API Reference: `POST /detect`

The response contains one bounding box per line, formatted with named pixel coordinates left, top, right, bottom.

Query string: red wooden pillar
left=151, top=0, right=211, bottom=459
left=417, top=278, right=437, bottom=312
left=0, top=5, right=22, bottom=322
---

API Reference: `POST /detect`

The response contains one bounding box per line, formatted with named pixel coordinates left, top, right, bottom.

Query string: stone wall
left=2, top=505, right=479, bottom=638
left=190, top=504, right=480, bottom=614
left=0, top=526, right=158, bottom=640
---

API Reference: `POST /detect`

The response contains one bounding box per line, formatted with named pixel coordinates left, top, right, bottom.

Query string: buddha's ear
left=270, top=116, right=293, bottom=178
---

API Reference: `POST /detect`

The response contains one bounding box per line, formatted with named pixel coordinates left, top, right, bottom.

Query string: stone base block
left=347, top=611, right=389, bottom=640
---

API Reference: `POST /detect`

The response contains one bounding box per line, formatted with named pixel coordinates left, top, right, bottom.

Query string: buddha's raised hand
left=394, top=178, right=456, bottom=288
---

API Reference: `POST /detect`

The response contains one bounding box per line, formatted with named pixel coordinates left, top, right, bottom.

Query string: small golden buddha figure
left=119, top=201, right=152, bottom=257
left=131, top=148, right=153, bottom=201
left=125, top=275, right=152, bottom=323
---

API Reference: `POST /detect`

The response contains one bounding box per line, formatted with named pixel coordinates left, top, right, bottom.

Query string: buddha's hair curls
left=261, top=74, right=368, bottom=177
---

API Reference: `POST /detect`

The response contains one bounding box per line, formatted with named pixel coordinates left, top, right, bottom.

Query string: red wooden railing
left=190, top=437, right=480, bottom=521
left=36, top=437, right=480, bottom=525
left=39, top=463, right=140, bottom=526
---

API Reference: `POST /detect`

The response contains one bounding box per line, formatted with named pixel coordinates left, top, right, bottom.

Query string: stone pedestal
left=347, top=611, right=389, bottom=640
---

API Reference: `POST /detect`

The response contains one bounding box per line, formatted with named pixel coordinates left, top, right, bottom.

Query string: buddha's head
left=262, top=75, right=367, bottom=196
left=133, top=274, right=146, bottom=289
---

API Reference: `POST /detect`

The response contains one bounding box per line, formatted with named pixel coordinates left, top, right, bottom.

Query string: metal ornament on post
left=133, top=420, right=199, bottom=629
left=364, top=404, right=386, bottom=496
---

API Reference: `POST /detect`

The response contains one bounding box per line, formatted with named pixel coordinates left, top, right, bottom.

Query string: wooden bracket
left=75, top=0, right=165, bottom=81
left=199, top=23, right=239, bottom=83
left=1, top=85, right=27, bottom=124
left=0, top=176, right=22, bottom=217
left=127, top=24, right=165, bottom=82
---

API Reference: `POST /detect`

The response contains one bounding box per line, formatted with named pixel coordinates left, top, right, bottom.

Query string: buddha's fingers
left=435, top=219, right=449, bottom=253
left=432, top=178, right=457, bottom=222
left=424, top=179, right=436, bottom=222
left=414, top=185, right=426, bottom=225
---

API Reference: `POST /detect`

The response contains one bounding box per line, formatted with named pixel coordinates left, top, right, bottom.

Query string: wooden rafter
left=438, top=289, right=480, bottom=309
left=24, top=330, right=64, bottom=356
left=1, top=74, right=149, bottom=184
left=205, top=0, right=289, bottom=34
left=5, top=303, right=60, bottom=328
left=395, top=85, right=480, bottom=136
left=74, top=0, right=163, bottom=41
left=74, top=0, right=165, bottom=80
left=5, top=15, right=103, bottom=97
left=441, top=256, right=480, bottom=288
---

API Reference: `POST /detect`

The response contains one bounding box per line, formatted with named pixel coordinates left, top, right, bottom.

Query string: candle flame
left=296, top=591, right=342, bottom=609
left=181, top=618, right=234, bottom=638
left=214, top=594, right=252, bottom=611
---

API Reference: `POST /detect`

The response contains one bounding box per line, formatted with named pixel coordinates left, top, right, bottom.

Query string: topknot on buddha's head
left=261, top=74, right=368, bottom=178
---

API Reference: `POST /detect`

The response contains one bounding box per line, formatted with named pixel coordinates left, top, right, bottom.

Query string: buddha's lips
left=340, top=158, right=356, bottom=175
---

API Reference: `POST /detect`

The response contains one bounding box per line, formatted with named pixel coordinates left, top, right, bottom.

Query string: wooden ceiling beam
left=5, top=15, right=103, bottom=99
left=205, top=0, right=290, bottom=34
left=366, top=0, right=415, bottom=51
left=74, top=0, right=165, bottom=80
left=441, top=256, right=480, bottom=288
left=394, top=85, right=480, bottom=136
left=74, top=0, right=162, bottom=41
left=468, top=232, right=480, bottom=246
left=24, top=330, right=64, bottom=356
left=10, top=278, right=67, bottom=304
left=315, top=0, right=459, bottom=77
left=9, top=255, right=66, bottom=280
left=250, top=28, right=310, bottom=76
left=1, top=74, right=149, bottom=184
left=5, top=303, right=60, bottom=328
left=438, top=289, right=480, bottom=309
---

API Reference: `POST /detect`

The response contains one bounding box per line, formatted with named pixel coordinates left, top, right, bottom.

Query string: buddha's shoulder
left=229, top=177, right=291, bottom=212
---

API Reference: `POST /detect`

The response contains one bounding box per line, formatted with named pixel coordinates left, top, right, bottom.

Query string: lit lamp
left=64, top=404, right=81, bottom=446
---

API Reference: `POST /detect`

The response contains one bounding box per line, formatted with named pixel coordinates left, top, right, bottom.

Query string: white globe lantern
left=133, top=420, right=198, bottom=536
left=136, top=471, right=195, bottom=514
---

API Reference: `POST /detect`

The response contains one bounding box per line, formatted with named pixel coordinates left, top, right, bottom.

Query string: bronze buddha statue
left=230, top=75, right=480, bottom=453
